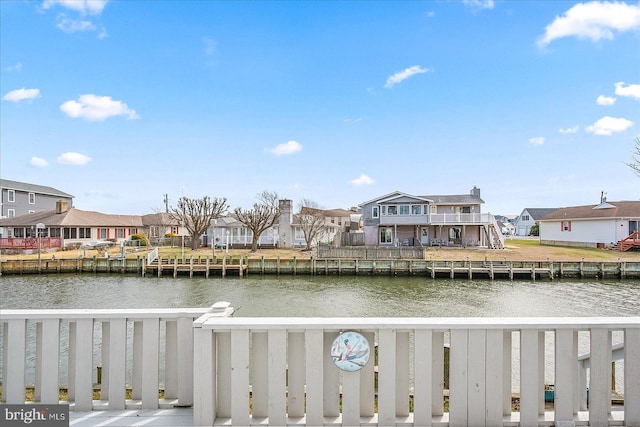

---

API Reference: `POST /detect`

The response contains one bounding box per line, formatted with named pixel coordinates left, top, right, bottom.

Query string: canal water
left=1, top=274, right=639, bottom=393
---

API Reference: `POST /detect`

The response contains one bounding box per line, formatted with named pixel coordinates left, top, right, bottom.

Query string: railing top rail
left=0, top=307, right=212, bottom=320
left=201, top=316, right=640, bottom=330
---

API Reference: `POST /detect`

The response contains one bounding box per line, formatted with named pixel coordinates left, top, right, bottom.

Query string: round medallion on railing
left=331, top=331, right=370, bottom=372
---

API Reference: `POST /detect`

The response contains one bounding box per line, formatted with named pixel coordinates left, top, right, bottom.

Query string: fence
left=317, top=246, right=424, bottom=259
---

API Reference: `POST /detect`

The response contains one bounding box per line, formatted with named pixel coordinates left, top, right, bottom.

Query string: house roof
left=538, top=201, right=640, bottom=221
left=521, top=208, right=561, bottom=220
left=0, top=179, right=74, bottom=198
left=0, top=208, right=144, bottom=227
left=359, top=190, right=482, bottom=206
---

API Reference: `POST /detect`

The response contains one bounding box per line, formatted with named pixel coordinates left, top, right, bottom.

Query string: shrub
left=131, top=234, right=149, bottom=246
left=164, top=232, right=178, bottom=237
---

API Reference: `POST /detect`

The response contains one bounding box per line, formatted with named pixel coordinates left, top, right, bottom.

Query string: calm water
left=1, top=274, right=639, bottom=317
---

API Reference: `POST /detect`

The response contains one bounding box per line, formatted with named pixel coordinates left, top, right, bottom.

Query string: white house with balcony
left=359, top=187, right=504, bottom=249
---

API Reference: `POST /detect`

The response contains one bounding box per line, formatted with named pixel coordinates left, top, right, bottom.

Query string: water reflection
left=1, top=274, right=639, bottom=317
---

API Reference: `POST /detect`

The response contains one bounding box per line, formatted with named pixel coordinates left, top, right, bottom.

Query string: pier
left=1, top=257, right=639, bottom=279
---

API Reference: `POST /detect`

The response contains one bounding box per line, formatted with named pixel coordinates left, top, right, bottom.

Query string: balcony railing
left=1, top=309, right=638, bottom=426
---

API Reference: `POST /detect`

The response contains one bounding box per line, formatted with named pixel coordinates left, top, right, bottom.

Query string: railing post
left=590, top=328, right=612, bottom=425
left=625, top=328, right=640, bottom=426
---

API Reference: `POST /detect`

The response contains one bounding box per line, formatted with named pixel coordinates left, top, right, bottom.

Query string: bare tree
left=170, top=196, right=228, bottom=250
left=233, top=190, right=279, bottom=252
left=297, top=198, right=328, bottom=251
left=627, top=136, right=640, bottom=178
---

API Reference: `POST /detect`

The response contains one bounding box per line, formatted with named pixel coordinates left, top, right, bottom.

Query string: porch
left=1, top=305, right=638, bottom=426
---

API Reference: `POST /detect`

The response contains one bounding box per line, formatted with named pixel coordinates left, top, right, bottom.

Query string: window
left=431, top=206, right=437, bottom=214
left=295, top=227, right=305, bottom=240
left=561, top=221, right=571, bottom=232
left=381, top=206, right=387, bottom=215
left=63, top=228, right=77, bottom=239
left=14, top=228, right=24, bottom=238
left=372, top=206, right=379, bottom=218
left=380, top=227, right=393, bottom=244
left=522, top=215, right=530, bottom=221
left=7, top=190, right=15, bottom=202
left=79, top=228, right=90, bottom=239
left=50, top=228, right=61, bottom=238
left=171, top=226, right=178, bottom=234
left=129, top=228, right=137, bottom=235
left=99, top=228, right=107, bottom=239
left=28, top=193, right=35, bottom=204
left=387, top=205, right=397, bottom=215
left=8, top=209, right=15, bottom=217
left=399, top=205, right=410, bottom=215
left=411, top=205, right=421, bottom=215
left=117, top=228, right=124, bottom=239
left=423, top=205, right=429, bottom=215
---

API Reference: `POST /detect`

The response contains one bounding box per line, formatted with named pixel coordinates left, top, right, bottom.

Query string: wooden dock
left=1, top=256, right=639, bottom=280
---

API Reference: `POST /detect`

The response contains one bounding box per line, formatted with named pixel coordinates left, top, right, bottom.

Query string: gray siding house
left=359, top=187, right=504, bottom=248
left=1, top=179, right=73, bottom=219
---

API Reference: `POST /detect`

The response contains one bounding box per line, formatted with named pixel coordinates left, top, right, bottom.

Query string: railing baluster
left=520, top=328, right=541, bottom=427
left=216, top=331, right=231, bottom=418
left=555, top=328, right=576, bottom=422
left=230, top=329, right=250, bottom=425
left=176, top=316, right=194, bottom=406
left=397, top=331, right=410, bottom=417
left=132, top=321, right=142, bottom=400
left=449, top=329, right=469, bottom=427
left=101, top=322, right=110, bottom=401
left=251, top=331, right=268, bottom=418
left=268, top=329, right=287, bottom=425
left=5, top=319, right=26, bottom=404
left=625, top=328, right=640, bottom=426
left=164, top=320, right=177, bottom=399
left=287, top=331, right=305, bottom=418
left=73, top=318, right=94, bottom=411
left=468, top=329, right=487, bottom=425
left=432, top=331, right=445, bottom=416
left=378, top=328, right=397, bottom=425
left=590, top=328, right=612, bottom=425
left=485, top=329, right=503, bottom=425
left=108, top=318, right=127, bottom=410
left=142, top=317, right=160, bottom=409
left=502, top=330, right=512, bottom=417
left=305, top=329, right=324, bottom=425
left=39, top=318, right=60, bottom=404
left=413, top=329, right=433, bottom=426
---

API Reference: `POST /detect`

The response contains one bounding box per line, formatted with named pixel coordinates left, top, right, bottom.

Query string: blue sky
left=1, top=0, right=639, bottom=216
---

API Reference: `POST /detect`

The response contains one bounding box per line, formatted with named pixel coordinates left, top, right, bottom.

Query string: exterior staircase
left=484, top=215, right=505, bottom=249
left=612, top=231, right=640, bottom=252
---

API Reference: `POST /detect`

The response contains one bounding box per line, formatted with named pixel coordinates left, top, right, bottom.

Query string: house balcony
left=379, top=213, right=492, bottom=226
left=1, top=305, right=638, bottom=426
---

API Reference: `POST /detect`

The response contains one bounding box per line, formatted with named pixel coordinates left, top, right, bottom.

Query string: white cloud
left=57, top=152, right=92, bottom=165
left=559, top=125, right=580, bottom=134
left=427, top=11, right=435, bottom=18
left=60, top=94, right=139, bottom=121
left=614, top=81, right=640, bottom=100
left=529, top=137, right=545, bottom=145
left=385, top=65, right=430, bottom=88
left=349, top=174, right=375, bottom=186
left=3, top=88, right=40, bottom=102
left=56, top=14, right=96, bottom=33
left=30, top=157, right=48, bottom=168
left=6, top=62, right=22, bottom=72
left=267, top=140, right=302, bottom=156
left=586, top=116, right=634, bottom=135
left=463, top=0, right=495, bottom=10
left=203, top=37, right=217, bottom=56
left=537, top=1, right=640, bottom=47
left=596, top=95, right=616, bottom=106
left=43, top=0, right=108, bottom=15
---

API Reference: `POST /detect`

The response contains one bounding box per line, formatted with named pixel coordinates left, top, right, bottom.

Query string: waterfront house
left=359, top=187, right=504, bottom=248
left=514, top=207, right=560, bottom=236
left=207, top=200, right=359, bottom=249
left=0, top=179, right=73, bottom=220
left=538, top=200, right=640, bottom=249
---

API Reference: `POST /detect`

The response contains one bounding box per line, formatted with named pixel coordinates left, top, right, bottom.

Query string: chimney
left=470, top=186, right=480, bottom=199
left=56, top=200, right=69, bottom=214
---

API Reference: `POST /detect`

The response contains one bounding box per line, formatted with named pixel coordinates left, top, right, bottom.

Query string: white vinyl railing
left=429, top=212, right=493, bottom=225
left=194, top=317, right=640, bottom=427
left=0, top=303, right=234, bottom=411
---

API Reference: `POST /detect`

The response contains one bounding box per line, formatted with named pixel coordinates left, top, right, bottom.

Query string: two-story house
left=1, top=179, right=73, bottom=219
left=359, top=187, right=504, bottom=249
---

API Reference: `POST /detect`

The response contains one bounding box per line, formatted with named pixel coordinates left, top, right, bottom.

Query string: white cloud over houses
left=30, top=157, right=48, bottom=168
left=267, top=140, right=302, bottom=156
left=615, top=81, right=640, bottom=100
left=6, top=62, right=22, bottom=72
left=537, top=1, right=640, bottom=47
left=596, top=95, right=616, bottom=106
left=385, top=66, right=430, bottom=88
left=2, top=88, right=40, bottom=102
left=529, top=137, right=545, bottom=145
left=349, top=174, right=375, bottom=186
left=56, top=14, right=96, bottom=33
left=42, top=0, right=108, bottom=15
left=586, top=116, right=634, bottom=135
left=60, top=94, right=139, bottom=121
left=559, top=125, right=580, bottom=134
left=57, top=152, right=92, bottom=165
